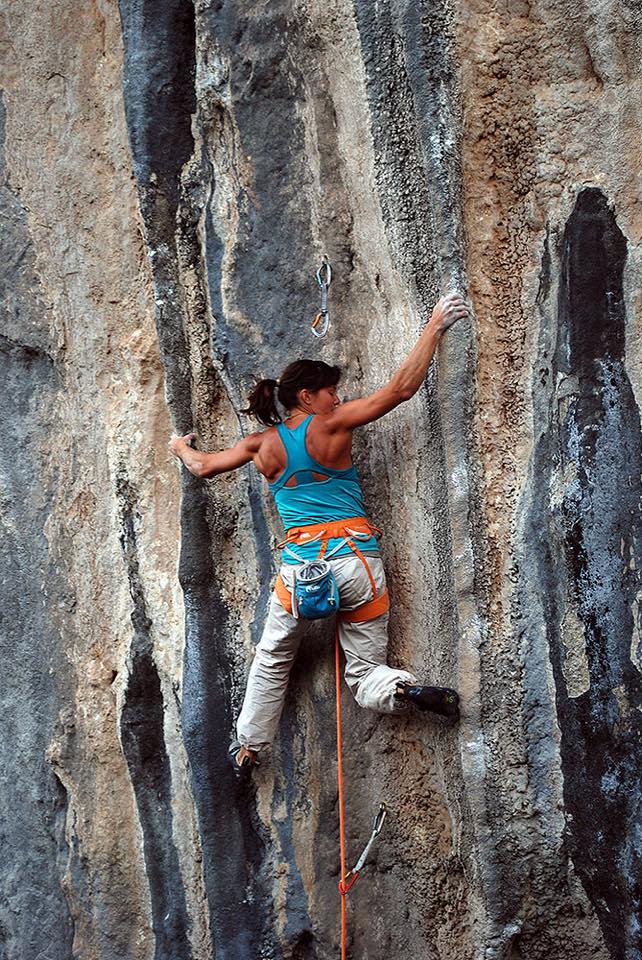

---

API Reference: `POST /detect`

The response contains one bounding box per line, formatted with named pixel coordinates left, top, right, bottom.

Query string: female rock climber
left=169, top=293, right=470, bottom=775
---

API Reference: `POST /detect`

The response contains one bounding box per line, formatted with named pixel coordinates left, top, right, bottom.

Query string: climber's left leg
left=236, top=588, right=308, bottom=752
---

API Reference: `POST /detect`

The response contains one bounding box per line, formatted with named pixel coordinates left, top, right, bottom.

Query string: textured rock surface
left=1, top=1, right=641, bottom=958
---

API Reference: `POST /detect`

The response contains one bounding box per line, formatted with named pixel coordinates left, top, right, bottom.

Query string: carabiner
left=316, top=256, right=332, bottom=290
left=372, top=802, right=387, bottom=837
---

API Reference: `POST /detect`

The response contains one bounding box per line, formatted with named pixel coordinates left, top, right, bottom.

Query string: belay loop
left=311, top=256, right=332, bottom=338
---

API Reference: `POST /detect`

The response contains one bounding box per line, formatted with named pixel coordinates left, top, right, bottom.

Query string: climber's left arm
left=169, top=432, right=262, bottom=478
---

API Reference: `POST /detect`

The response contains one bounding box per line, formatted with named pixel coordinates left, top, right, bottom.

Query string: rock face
left=1, top=1, right=641, bottom=958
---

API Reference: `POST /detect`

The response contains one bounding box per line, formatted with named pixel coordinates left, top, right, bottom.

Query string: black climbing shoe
left=228, top=739, right=259, bottom=778
left=395, top=682, right=460, bottom=718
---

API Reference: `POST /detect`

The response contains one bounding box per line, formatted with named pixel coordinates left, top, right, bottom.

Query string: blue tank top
left=269, top=415, right=380, bottom=564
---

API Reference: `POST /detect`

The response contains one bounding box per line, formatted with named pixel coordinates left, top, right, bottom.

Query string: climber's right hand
left=169, top=432, right=197, bottom=457
left=428, top=294, right=470, bottom=335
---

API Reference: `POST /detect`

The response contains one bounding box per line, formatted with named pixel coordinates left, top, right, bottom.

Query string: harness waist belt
left=279, top=515, right=380, bottom=551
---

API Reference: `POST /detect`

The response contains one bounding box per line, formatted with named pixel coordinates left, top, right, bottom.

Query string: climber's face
left=311, top=385, right=341, bottom=414
left=316, top=385, right=341, bottom=413
left=298, top=385, right=341, bottom=414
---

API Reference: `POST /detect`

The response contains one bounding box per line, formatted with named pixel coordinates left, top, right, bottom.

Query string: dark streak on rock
left=118, top=0, right=196, bottom=425
left=199, top=2, right=317, bottom=361
left=116, top=465, right=192, bottom=960
left=531, top=188, right=642, bottom=957
left=353, top=0, right=465, bottom=293
left=118, top=0, right=196, bottom=210
left=273, top=703, right=318, bottom=956
left=179, top=479, right=280, bottom=960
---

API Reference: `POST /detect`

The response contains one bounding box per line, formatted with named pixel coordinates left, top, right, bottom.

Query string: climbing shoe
left=395, top=682, right=460, bottom=718
left=228, top=739, right=259, bottom=778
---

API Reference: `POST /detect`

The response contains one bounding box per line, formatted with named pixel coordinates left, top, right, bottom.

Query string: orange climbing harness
left=274, top=516, right=390, bottom=623
left=274, top=515, right=389, bottom=957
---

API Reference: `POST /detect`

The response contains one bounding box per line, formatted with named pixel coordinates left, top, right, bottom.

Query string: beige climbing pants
left=237, top=554, right=417, bottom=752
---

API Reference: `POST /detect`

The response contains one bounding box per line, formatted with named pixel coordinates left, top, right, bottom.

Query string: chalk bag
left=293, top=560, right=338, bottom=620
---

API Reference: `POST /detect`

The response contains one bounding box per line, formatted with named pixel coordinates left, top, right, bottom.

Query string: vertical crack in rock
left=116, top=466, right=192, bottom=960
left=178, top=481, right=276, bottom=959
left=529, top=189, right=642, bottom=957
left=270, top=707, right=317, bottom=956
left=118, top=0, right=196, bottom=212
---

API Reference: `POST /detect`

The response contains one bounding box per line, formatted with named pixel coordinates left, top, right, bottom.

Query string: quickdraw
left=338, top=802, right=388, bottom=895
left=311, top=256, right=332, bottom=338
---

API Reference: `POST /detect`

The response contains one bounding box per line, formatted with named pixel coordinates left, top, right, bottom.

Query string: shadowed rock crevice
left=116, top=466, right=192, bottom=960
left=178, top=482, right=279, bottom=960
left=118, top=0, right=196, bottom=213
left=528, top=188, right=642, bottom=957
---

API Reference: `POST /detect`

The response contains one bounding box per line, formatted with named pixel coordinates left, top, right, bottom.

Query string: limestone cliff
left=1, top=1, right=641, bottom=958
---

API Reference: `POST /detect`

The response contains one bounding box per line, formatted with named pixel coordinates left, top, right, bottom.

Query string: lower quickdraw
left=338, top=802, right=388, bottom=895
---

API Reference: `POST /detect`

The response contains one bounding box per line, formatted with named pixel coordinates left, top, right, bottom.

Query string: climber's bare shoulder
left=323, top=382, right=407, bottom=432
left=305, top=386, right=406, bottom=467
left=256, top=421, right=352, bottom=478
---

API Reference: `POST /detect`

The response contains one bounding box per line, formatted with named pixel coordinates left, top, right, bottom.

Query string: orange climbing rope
left=335, top=623, right=350, bottom=960
left=335, top=626, right=387, bottom=957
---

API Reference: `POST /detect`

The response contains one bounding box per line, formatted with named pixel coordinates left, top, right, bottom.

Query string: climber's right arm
left=326, top=294, right=470, bottom=431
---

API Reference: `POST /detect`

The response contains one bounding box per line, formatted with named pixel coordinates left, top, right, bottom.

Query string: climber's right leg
left=335, top=554, right=460, bottom=719
left=235, top=587, right=308, bottom=760
left=393, top=681, right=460, bottom=717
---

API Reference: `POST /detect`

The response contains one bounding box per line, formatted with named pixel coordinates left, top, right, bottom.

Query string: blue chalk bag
left=292, top=560, right=338, bottom=620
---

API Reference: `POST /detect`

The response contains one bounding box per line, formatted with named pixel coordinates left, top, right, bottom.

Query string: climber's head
left=244, top=359, right=342, bottom=426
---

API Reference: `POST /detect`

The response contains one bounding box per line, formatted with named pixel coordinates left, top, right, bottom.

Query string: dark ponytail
left=243, top=378, right=280, bottom=426
left=243, top=359, right=342, bottom=426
